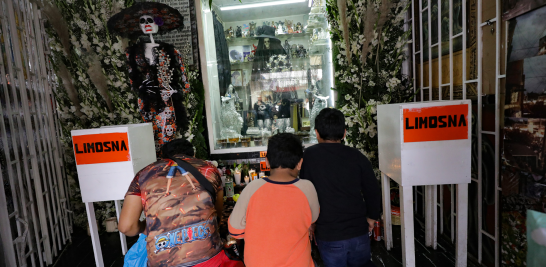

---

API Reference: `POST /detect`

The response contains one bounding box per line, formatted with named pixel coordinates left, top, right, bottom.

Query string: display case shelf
left=226, top=32, right=312, bottom=45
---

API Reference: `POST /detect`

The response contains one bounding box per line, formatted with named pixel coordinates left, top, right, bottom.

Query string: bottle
left=225, top=176, right=235, bottom=198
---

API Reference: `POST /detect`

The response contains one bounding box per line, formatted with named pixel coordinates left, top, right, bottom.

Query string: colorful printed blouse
left=126, top=155, right=223, bottom=267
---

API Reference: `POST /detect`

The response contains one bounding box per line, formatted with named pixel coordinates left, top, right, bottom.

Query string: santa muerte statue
left=108, top=2, right=190, bottom=155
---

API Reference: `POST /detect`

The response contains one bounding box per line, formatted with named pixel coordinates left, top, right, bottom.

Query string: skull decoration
left=264, top=38, right=270, bottom=50
left=140, top=15, right=159, bottom=34
left=163, top=108, right=173, bottom=119
left=165, top=124, right=175, bottom=136
left=154, top=236, right=169, bottom=253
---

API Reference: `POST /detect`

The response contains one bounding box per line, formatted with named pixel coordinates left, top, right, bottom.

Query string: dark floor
left=51, top=220, right=481, bottom=267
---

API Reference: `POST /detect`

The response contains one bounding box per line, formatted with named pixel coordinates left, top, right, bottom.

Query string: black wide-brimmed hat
left=107, top=2, right=184, bottom=39
left=256, top=26, right=277, bottom=39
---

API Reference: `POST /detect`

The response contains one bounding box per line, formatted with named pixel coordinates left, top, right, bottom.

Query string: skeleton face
left=163, top=109, right=172, bottom=119
left=140, top=15, right=159, bottom=34
left=165, top=125, right=174, bottom=136
left=264, top=38, right=270, bottom=49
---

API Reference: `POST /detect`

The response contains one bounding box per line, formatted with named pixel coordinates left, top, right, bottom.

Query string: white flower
left=369, top=81, right=375, bottom=86
left=345, top=94, right=352, bottom=100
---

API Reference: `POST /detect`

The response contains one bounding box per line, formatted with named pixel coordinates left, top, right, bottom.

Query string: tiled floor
left=51, top=221, right=480, bottom=267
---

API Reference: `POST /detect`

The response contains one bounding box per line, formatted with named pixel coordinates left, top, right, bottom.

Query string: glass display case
left=198, top=0, right=334, bottom=153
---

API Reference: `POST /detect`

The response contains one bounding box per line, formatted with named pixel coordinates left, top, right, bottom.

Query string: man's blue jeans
left=316, top=234, right=375, bottom=267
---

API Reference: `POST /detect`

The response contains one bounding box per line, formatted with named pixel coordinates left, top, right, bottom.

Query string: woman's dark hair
left=266, top=133, right=304, bottom=169
left=161, top=139, right=195, bottom=158
left=315, top=108, right=346, bottom=141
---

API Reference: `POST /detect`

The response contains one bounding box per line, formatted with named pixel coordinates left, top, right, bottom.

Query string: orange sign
left=403, top=104, right=469, bottom=143
left=260, top=151, right=267, bottom=158
left=260, top=161, right=270, bottom=172
left=72, top=133, right=131, bottom=165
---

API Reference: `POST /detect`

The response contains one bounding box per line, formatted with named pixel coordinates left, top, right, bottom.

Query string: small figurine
left=242, top=30, right=248, bottom=38
left=236, top=26, right=242, bottom=38
left=295, top=22, right=303, bottom=33
left=297, top=44, right=307, bottom=58
left=285, top=20, right=294, bottom=34
left=249, top=22, right=256, bottom=37
left=312, top=29, right=319, bottom=41
left=276, top=21, right=285, bottom=35
left=225, top=26, right=234, bottom=38
left=284, top=40, right=291, bottom=59
left=272, top=21, right=277, bottom=29
left=291, top=44, right=298, bottom=58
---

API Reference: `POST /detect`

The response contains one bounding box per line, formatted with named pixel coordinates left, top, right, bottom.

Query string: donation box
left=71, top=123, right=156, bottom=202
left=377, top=100, right=471, bottom=186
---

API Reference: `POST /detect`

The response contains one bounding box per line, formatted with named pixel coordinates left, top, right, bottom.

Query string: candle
left=244, top=176, right=250, bottom=184
left=234, top=172, right=242, bottom=185
left=249, top=169, right=255, bottom=181
left=259, top=172, right=265, bottom=178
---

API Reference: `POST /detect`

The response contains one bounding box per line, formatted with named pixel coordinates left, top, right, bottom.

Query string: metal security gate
left=408, top=0, right=503, bottom=265
left=0, top=0, right=72, bottom=266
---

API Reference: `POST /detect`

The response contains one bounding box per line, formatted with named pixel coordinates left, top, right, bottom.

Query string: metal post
left=400, top=185, right=416, bottom=267
left=86, top=202, right=105, bottom=267
left=456, top=183, right=469, bottom=267
left=381, top=173, right=393, bottom=250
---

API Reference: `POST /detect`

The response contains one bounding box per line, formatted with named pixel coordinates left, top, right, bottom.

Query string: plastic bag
left=124, top=234, right=148, bottom=267
left=527, top=210, right=546, bottom=267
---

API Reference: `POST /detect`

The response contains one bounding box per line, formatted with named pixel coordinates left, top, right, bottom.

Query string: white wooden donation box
left=377, top=100, right=471, bottom=267
left=71, top=123, right=156, bottom=267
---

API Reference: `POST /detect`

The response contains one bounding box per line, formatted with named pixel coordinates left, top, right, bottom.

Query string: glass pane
left=481, top=133, right=496, bottom=237
left=482, top=22, right=497, bottom=95
left=202, top=0, right=334, bottom=150
left=441, top=184, right=452, bottom=237
left=423, top=88, right=430, bottom=101
left=431, top=0, right=439, bottom=45
left=468, top=180, right=479, bottom=257
left=481, top=0, right=496, bottom=23
left=482, top=94, right=496, bottom=132
left=414, top=2, right=421, bottom=53
left=422, top=11, right=429, bottom=61
left=452, top=35, right=464, bottom=100
left=453, top=0, right=463, bottom=36
left=482, top=234, right=496, bottom=267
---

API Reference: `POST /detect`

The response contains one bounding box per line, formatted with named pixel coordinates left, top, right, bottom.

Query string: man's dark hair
left=266, top=133, right=304, bottom=169
left=315, top=108, right=346, bottom=141
left=161, top=139, right=195, bottom=158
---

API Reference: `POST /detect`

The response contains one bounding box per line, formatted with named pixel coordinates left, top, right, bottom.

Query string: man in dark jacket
left=300, top=108, right=382, bottom=267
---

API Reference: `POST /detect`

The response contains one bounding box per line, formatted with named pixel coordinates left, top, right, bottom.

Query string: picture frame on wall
left=231, top=70, right=243, bottom=87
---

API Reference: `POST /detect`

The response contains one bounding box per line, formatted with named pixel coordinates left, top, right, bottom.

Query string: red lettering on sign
left=260, top=161, right=270, bottom=172
left=72, top=133, right=131, bottom=165
left=403, top=104, right=469, bottom=143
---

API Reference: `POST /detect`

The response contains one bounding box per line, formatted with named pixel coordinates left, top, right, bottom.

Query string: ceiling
left=214, top=0, right=312, bottom=22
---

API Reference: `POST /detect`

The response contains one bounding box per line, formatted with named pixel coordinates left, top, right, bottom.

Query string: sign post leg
left=456, top=183, right=468, bottom=267
left=115, top=200, right=128, bottom=255
left=400, top=185, right=415, bottom=267
left=381, top=172, right=393, bottom=250
left=425, top=185, right=438, bottom=249
left=85, top=202, right=104, bottom=267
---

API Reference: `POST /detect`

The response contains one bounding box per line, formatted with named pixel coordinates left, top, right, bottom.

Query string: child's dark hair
left=161, top=139, right=195, bottom=158
left=266, top=133, right=304, bottom=169
left=315, top=108, right=346, bottom=141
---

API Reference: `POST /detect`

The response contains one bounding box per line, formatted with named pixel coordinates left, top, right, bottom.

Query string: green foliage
left=325, top=0, right=415, bottom=174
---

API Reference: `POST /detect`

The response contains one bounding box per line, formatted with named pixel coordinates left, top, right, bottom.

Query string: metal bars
left=409, top=0, right=501, bottom=265
left=0, top=0, right=71, bottom=266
